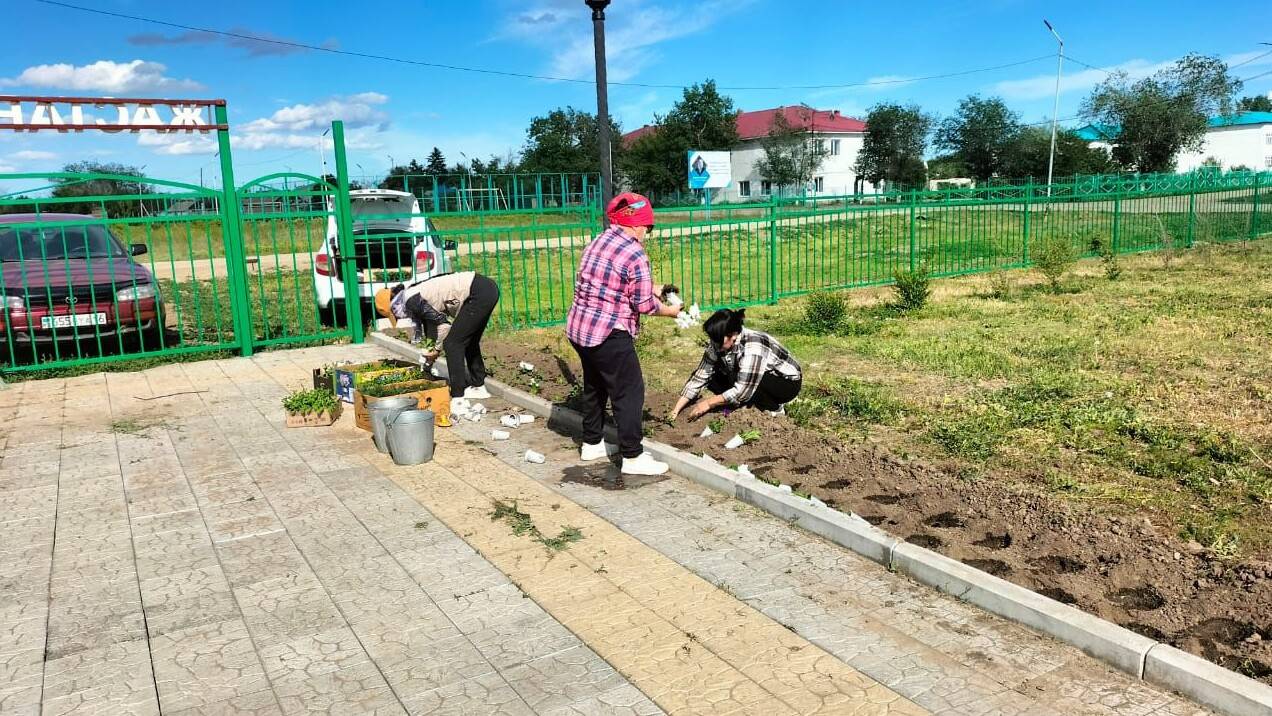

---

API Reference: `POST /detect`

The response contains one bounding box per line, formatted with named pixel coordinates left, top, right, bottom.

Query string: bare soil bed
left=477, top=337, right=1272, bottom=684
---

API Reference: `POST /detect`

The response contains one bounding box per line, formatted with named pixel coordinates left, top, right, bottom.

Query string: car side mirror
left=130, top=244, right=148, bottom=256
left=443, top=240, right=458, bottom=251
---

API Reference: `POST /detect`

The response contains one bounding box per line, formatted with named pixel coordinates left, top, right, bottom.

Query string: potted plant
left=331, top=359, right=416, bottom=403
left=283, top=388, right=342, bottom=427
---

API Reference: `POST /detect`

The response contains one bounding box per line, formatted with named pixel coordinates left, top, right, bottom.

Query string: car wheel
left=318, top=301, right=341, bottom=328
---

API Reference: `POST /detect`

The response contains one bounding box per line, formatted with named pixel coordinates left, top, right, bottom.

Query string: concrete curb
left=370, top=332, right=1272, bottom=716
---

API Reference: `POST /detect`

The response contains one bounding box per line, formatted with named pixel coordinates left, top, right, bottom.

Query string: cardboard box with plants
left=353, top=366, right=450, bottom=431
left=283, top=388, right=342, bottom=428
left=316, top=359, right=418, bottom=404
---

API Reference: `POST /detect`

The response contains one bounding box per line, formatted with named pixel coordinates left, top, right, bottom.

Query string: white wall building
left=1176, top=112, right=1272, bottom=171
left=623, top=105, right=876, bottom=203
left=1076, top=111, right=1272, bottom=171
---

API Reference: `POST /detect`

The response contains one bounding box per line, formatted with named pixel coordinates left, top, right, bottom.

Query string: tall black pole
left=587, top=0, right=613, bottom=205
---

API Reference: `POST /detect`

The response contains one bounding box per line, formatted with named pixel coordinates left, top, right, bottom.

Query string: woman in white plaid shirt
left=669, top=308, right=802, bottom=421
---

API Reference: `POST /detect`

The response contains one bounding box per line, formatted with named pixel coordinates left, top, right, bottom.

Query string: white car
left=313, top=189, right=456, bottom=325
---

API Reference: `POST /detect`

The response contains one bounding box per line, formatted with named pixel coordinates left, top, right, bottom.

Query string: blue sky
left=2, top=0, right=1270, bottom=186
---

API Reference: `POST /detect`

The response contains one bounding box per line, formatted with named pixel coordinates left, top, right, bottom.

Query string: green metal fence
left=444, top=171, right=1269, bottom=330
left=1, top=160, right=1266, bottom=374
left=382, top=172, right=601, bottom=213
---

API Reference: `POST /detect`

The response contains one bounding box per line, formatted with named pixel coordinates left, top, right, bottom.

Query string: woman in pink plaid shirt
left=566, top=192, right=681, bottom=476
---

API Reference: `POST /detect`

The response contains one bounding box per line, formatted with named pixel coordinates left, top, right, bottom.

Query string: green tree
left=754, top=108, right=828, bottom=193
left=52, top=162, right=153, bottom=218
left=1237, top=94, right=1272, bottom=112
left=425, top=147, right=447, bottom=175
left=854, top=103, right=931, bottom=191
left=620, top=80, right=739, bottom=195
left=1082, top=54, right=1241, bottom=172
left=925, top=153, right=967, bottom=180
left=935, top=96, right=1020, bottom=181
left=380, top=159, right=425, bottom=191
left=518, top=107, right=621, bottom=175
left=1000, top=127, right=1113, bottom=180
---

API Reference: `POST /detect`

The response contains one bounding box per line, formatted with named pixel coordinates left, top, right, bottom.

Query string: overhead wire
left=32, top=0, right=1052, bottom=92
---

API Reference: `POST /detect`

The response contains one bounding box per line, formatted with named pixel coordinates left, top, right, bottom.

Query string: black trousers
left=707, top=367, right=801, bottom=411
left=441, top=275, right=499, bottom=398
left=571, top=331, right=645, bottom=459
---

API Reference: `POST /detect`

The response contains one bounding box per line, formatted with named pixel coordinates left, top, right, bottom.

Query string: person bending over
left=669, top=308, right=802, bottom=421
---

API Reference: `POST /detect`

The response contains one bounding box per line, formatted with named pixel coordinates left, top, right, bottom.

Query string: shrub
left=892, top=264, right=931, bottom=311
left=1088, top=233, right=1122, bottom=281
left=988, top=269, right=1013, bottom=300
left=282, top=388, right=339, bottom=416
left=1034, top=235, right=1078, bottom=292
left=803, top=291, right=846, bottom=334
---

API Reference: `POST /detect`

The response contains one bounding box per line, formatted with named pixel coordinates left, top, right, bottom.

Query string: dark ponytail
left=703, top=308, right=745, bottom=346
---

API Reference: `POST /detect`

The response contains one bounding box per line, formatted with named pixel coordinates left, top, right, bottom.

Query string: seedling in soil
left=739, top=429, right=761, bottom=445
left=708, top=418, right=725, bottom=434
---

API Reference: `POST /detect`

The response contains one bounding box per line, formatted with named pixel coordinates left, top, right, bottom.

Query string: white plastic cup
left=724, top=435, right=745, bottom=450
left=500, top=414, right=520, bottom=428
left=524, top=450, right=545, bottom=464
left=699, top=426, right=714, bottom=438
left=519, top=362, right=535, bottom=372
left=518, top=414, right=535, bottom=424
left=491, top=430, right=510, bottom=441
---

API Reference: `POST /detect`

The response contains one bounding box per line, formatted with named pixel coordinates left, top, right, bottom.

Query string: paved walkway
left=0, top=346, right=1209, bottom=715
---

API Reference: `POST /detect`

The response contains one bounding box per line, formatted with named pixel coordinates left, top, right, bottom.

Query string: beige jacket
left=402, top=272, right=476, bottom=319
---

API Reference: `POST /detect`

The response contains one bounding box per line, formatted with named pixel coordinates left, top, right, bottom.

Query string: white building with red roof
left=623, top=105, right=874, bottom=202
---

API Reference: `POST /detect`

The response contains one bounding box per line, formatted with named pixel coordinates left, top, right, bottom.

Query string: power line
left=33, top=0, right=1051, bottom=92
left=1020, top=65, right=1272, bottom=131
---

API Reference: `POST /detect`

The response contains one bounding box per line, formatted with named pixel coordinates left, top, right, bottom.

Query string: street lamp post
left=1043, top=19, right=1064, bottom=197
left=586, top=0, right=613, bottom=205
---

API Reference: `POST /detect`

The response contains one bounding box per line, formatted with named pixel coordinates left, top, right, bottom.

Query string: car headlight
left=116, top=284, right=158, bottom=302
left=1, top=295, right=24, bottom=310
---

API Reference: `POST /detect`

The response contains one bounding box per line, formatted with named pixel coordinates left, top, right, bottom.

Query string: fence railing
left=1, top=168, right=1267, bottom=373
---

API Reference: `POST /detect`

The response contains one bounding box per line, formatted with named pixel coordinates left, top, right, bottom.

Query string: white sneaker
left=464, top=385, right=491, bottom=400
left=621, top=452, right=669, bottom=476
left=763, top=406, right=787, bottom=417
left=580, top=441, right=616, bottom=462
left=449, top=397, right=472, bottom=417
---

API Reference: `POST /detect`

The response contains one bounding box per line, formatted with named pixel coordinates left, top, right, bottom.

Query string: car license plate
left=41, top=313, right=107, bottom=329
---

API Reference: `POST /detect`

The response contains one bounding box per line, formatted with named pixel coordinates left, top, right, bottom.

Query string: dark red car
left=0, top=213, right=164, bottom=357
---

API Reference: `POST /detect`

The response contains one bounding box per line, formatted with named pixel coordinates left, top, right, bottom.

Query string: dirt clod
left=1106, top=586, right=1166, bottom=611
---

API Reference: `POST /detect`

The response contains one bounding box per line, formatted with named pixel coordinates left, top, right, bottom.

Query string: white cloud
left=0, top=164, right=16, bottom=173
left=989, top=50, right=1272, bottom=101
left=137, top=132, right=217, bottom=156
left=502, top=0, right=753, bottom=83
left=11, top=150, right=57, bottom=161
left=243, top=92, right=389, bottom=133
left=0, top=60, right=203, bottom=93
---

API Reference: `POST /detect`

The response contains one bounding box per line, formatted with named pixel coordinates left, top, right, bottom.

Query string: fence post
left=1251, top=171, right=1263, bottom=241
left=331, top=121, right=364, bottom=344
left=768, top=200, right=779, bottom=304
left=1186, top=173, right=1197, bottom=247
left=1022, top=182, right=1032, bottom=266
left=1112, top=191, right=1122, bottom=254
left=908, top=189, right=917, bottom=272
left=213, top=104, right=254, bottom=357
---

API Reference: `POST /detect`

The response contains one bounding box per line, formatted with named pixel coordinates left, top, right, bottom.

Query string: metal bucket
left=386, top=409, right=436, bottom=465
left=368, top=396, right=419, bottom=453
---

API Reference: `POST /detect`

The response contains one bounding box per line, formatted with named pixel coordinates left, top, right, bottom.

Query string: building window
left=830, top=139, right=841, bottom=156
left=761, top=180, right=772, bottom=196
left=1266, top=155, right=1272, bottom=168
left=1266, top=133, right=1272, bottom=145
left=813, top=177, right=825, bottom=193
left=738, top=180, right=751, bottom=197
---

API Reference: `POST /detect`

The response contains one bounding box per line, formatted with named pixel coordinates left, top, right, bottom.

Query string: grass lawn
left=498, top=239, right=1272, bottom=556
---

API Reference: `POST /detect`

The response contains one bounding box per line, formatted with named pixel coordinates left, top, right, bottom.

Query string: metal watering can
left=368, top=396, right=419, bottom=453
left=386, top=409, right=436, bottom=465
